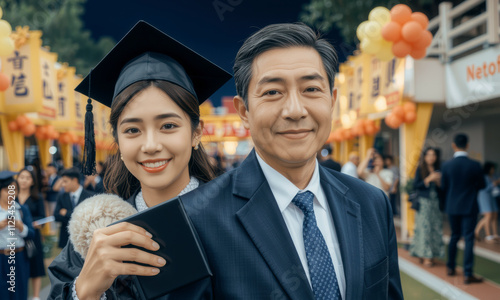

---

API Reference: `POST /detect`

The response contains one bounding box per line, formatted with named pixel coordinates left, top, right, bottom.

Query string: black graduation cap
left=0, top=171, right=17, bottom=184
left=75, top=21, right=232, bottom=175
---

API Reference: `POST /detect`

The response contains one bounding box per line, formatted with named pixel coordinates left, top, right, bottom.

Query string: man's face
left=61, top=176, right=79, bottom=193
left=235, top=47, right=335, bottom=171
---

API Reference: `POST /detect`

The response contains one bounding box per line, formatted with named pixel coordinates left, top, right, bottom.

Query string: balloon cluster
left=0, top=6, right=15, bottom=91
left=330, top=119, right=380, bottom=142
left=35, top=125, right=59, bottom=140
left=357, top=4, right=432, bottom=60
left=8, top=115, right=35, bottom=137
left=357, top=7, right=394, bottom=61
left=384, top=102, right=417, bottom=129
left=381, top=4, right=432, bottom=59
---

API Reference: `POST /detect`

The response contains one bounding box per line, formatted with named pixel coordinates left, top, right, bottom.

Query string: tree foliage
left=0, top=0, right=114, bottom=75
left=300, top=0, right=460, bottom=45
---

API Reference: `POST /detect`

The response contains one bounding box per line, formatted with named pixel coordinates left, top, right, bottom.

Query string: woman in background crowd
left=16, top=167, right=47, bottom=300
left=410, top=147, right=444, bottom=267
left=475, top=162, right=500, bottom=243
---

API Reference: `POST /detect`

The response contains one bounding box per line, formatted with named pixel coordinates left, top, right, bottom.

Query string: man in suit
left=319, top=145, right=342, bottom=172
left=54, top=168, right=94, bottom=248
left=176, top=23, right=403, bottom=299
left=441, top=133, right=486, bottom=284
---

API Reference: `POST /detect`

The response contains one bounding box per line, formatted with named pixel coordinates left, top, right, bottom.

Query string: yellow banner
left=1, top=31, right=43, bottom=114
left=52, top=65, right=76, bottom=129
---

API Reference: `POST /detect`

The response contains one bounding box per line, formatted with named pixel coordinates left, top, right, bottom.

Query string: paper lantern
left=0, top=72, right=9, bottom=91
left=404, top=110, right=417, bottom=123
left=22, top=123, right=36, bottom=137
left=7, top=121, right=19, bottom=131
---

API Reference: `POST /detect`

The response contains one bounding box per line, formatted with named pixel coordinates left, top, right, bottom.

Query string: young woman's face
left=373, top=153, right=384, bottom=167
left=117, top=86, right=201, bottom=193
left=424, top=149, right=437, bottom=166
left=17, top=170, right=34, bottom=190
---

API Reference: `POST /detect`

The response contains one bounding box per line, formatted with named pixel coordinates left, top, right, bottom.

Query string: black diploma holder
left=111, top=196, right=211, bottom=299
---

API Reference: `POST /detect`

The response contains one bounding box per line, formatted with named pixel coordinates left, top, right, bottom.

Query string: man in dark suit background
left=54, top=168, right=94, bottom=248
left=319, top=144, right=342, bottom=172
left=441, top=133, right=486, bottom=284
left=174, top=23, right=403, bottom=299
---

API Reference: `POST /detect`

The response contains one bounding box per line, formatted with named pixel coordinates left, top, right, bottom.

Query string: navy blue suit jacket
left=174, top=150, right=403, bottom=299
left=441, top=155, right=486, bottom=215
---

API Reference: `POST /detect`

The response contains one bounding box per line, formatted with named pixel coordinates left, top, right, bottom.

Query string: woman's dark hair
left=104, top=80, right=216, bottom=199
left=233, top=23, right=338, bottom=107
left=483, top=161, right=496, bottom=175
left=419, top=147, right=441, bottom=179
left=18, top=167, right=40, bottom=200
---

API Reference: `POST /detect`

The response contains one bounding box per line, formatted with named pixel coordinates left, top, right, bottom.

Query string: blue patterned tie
left=292, top=191, right=341, bottom=300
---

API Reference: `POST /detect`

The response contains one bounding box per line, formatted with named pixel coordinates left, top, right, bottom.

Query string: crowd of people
left=319, top=133, right=499, bottom=284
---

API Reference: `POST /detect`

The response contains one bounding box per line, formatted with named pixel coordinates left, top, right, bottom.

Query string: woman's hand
left=75, top=222, right=166, bottom=300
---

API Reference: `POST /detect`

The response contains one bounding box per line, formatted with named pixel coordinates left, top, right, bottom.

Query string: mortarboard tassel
left=82, top=71, right=96, bottom=175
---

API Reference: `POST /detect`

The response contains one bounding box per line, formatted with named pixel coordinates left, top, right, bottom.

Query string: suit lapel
left=234, top=150, right=314, bottom=300
left=319, top=167, right=363, bottom=300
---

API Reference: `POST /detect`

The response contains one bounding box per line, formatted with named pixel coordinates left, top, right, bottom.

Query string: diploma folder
left=112, top=196, right=211, bottom=299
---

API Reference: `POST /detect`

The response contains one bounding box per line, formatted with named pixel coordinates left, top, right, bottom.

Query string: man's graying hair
left=233, top=23, right=338, bottom=108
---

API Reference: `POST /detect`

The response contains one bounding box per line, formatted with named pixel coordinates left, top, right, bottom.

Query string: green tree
left=299, top=0, right=462, bottom=45
left=0, top=0, right=114, bottom=75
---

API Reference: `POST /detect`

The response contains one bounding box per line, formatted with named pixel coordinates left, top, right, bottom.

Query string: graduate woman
left=48, top=21, right=231, bottom=299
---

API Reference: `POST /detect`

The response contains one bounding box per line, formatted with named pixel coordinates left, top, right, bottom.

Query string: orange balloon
left=411, top=12, right=429, bottom=29
left=384, top=114, right=396, bottom=129
left=392, top=40, right=412, bottom=58
left=410, top=46, right=427, bottom=60
left=392, top=105, right=405, bottom=119
left=39, top=126, right=48, bottom=136
left=35, top=131, right=45, bottom=140
left=7, top=121, right=19, bottom=131
left=0, top=72, right=9, bottom=91
left=391, top=4, right=412, bottom=25
left=16, top=115, right=29, bottom=127
left=52, top=131, right=60, bottom=140
left=381, top=21, right=401, bottom=42
left=412, top=30, right=432, bottom=49
left=402, top=21, right=424, bottom=43
left=403, top=101, right=417, bottom=113
left=72, top=133, right=79, bottom=144
left=22, top=123, right=36, bottom=137
left=404, top=110, right=417, bottom=123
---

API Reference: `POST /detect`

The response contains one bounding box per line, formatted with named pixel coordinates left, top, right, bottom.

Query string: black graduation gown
left=47, top=191, right=212, bottom=300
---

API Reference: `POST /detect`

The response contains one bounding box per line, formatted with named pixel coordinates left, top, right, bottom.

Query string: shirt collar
left=70, top=185, right=83, bottom=200
left=255, top=152, right=325, bottom=213
left=454, top=151, right=468, bottom=158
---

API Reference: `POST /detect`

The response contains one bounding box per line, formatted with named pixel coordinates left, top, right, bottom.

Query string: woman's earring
left=194, top=143, right=199, bottom=150
left=120, top=154, right=124, bottom=160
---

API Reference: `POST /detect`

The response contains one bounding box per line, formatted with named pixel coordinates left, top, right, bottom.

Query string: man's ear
left=330, top=87, right=337, bottom=115
left=192, top=119, right=204, bottom=147
left=234, top=96, right=250, bottom=129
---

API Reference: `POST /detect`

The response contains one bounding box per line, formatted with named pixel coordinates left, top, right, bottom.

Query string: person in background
left=0, top=171, right=35, bottom=300
left=16, top=167, right=47, bottom=300
left=410, top=147, right=444, bottom=267
left=358, top=148, right=393, bottom=195
left=54, top=168, right=94, bottom=249
left=43, top=163, right=62, bottom=217
left=441, top=133, right=486, bottom=284
left=319, top=144, right=341, bottom=172
left=475, top=162, right=500, bottom=243
left=83, top=161, right=105, bottom=193
left=341, top=151, right=360, bottom=178
left=384, top=155, right=400, bottom=216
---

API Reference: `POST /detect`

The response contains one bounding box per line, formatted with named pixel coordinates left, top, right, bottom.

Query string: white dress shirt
left=256, top=153, right=346, bottom=299
left=70, top=185, right=83, bottom=207
left=453, top=151, right=468, bottom=158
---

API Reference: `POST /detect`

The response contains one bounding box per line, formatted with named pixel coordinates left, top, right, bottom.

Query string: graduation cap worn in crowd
left=0, top=171, right=17, bottom=185
left=76, top=20, right=232, bottom=175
